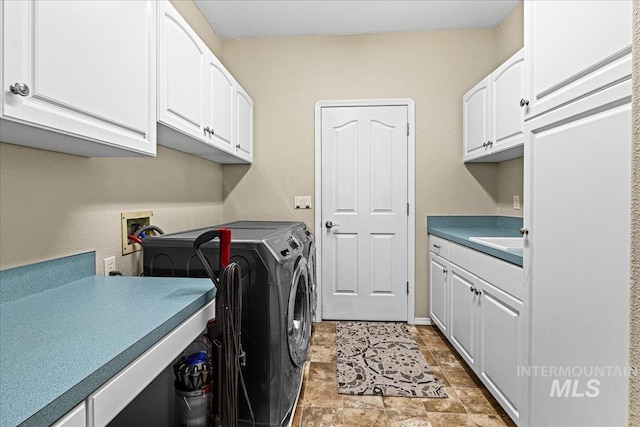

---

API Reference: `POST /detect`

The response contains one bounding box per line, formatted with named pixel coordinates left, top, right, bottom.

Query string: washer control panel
left=265, top=232, right=303, bottom=263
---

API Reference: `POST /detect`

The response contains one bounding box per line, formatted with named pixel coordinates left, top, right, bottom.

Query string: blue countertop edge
left=1, top=253, right=217, bottom=427
left=426, top=216, right=523, bottom=267
left=19, top=286, right=216, bottom=427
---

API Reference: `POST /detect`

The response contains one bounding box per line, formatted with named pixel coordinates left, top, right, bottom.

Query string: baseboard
left=414, top=317, right=432, bottom=325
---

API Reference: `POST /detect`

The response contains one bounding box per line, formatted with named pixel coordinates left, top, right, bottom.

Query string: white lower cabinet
left=449, top=264, right=479, bottom=369
left=428, top=235, right=523, bottom=424
left=52, top=402, right=86, bottom=427
left=477, top=281, right=522, bottom=421
left=428, top=254, right=449, bottom=334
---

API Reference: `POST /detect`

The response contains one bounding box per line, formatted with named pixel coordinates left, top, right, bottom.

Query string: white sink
left=469, top=236, right=523, bottom=252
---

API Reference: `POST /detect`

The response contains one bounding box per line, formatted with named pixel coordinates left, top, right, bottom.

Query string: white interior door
left=320, top=105, right=408, bottom=321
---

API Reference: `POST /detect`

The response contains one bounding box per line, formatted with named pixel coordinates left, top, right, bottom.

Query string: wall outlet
left=104, top=256, right=116, bottom=276
left=295, top=196, right=312, bottom=209
left=513, top=195, right=521, bottom=210
left=121, top=210, right=153, bottom=255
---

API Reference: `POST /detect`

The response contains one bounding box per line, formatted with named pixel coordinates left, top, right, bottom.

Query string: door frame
left=314, top=99, right=416, bottom=324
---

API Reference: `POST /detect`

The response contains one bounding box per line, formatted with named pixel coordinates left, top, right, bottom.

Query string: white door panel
left=207, top=53, right=234, bottom=150
left=449, top=267, right=476, bottom=367
left=429, top=254, right=448, bottom=334
left=480, top=286, right=521, bottom=418
left=158, top=2, right=206, bottom=139
left=463, top=77, right=490, bottom=160
left=321, top=105, right=408, bottom=321
left=527, top=103, right=630, bottom=426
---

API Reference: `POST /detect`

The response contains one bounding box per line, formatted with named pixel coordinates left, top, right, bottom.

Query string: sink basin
left=469, top=236, right=523, bottom=252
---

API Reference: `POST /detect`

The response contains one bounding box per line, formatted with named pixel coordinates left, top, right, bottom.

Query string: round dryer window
left=287, top=258, right=311, bottom=367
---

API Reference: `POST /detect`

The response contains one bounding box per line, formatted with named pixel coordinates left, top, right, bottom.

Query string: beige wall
left=221, top=30, right=501, bottom=318
left=629, top=0, right=639, bottom=422
left=0, top=2, right=225, bottom=275
left=495, top=3, right=525, bottom=218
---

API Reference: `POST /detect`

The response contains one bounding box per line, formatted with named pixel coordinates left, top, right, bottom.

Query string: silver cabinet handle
left=442, top=268, right=447, bottom=274
left=488, top=140, right=493, bottom=147
left=520, top=99, right=529, bottom=107
left=433, top=244, right=441, bottom=249
left=475, top=289, right=482, bottom=296
left=9, top=82, right=30, bottom=97
left=204, top=126, right=210, bottom=136
left=325, top=221, right=340, bottom=229
left=520, top=228, right=529, bottom=236
left=470, top=286, right=476, bottom=293
left=236, top=144, right=241, bottom=149
left=482, top=142, right=487, bottom=148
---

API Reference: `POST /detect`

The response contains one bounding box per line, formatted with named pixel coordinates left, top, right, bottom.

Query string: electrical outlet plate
left=104, top=256, right=116, bottom=276
left=121, top=210, right=153, bottom=255
left=295, top=196, right=312, bottom=209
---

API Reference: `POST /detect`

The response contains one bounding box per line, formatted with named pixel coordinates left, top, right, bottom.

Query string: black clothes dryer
left=217, top=221, right=317, bottom=320
left=142, top=223, right=312, bottom=426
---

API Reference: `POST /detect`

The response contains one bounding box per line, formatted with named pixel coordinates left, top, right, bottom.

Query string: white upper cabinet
left=157, top=0, right=252, bottom=164
left=206, top=53, right=235, bottom=151
left=235, top=84, right=254, bottom=162
left=0, top=1, right=157, bottom=157
left=463, top=77, right=490, bottom=162
left=490, top=49, right=525, bottom=157
left=157, top=1, right=207, bottom=142
left=523, top=0, right=632, bottom=119
left=463, top=49, right=524, bottom=163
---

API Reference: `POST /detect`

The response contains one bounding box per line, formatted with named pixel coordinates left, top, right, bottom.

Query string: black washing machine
left=142, top=223, right=312, bottom=426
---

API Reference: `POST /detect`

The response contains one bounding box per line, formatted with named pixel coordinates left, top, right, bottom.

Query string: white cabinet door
left=449, top=265, right=478, bottom=368
left=524, top=1, right=632, bottom=119
left=158, top=0, right=207, bottom=141
left=462, top=77, right=490, bottom=162
left=524, top=84, right=630, bottom=426
left=156, top=0, right=251, bottom=164
left=51, top=402, right=86, bottom=427
left=206, top=52, right=235, bottom=151
left=235, top=83, right=254, bottom=162
left=478, top=282, right=522, bottom=423
left=490, top=49, right=524, bottom=157
left=429, top=253, right=449, bottom=335
left=1, top=1, right=156, bottom=157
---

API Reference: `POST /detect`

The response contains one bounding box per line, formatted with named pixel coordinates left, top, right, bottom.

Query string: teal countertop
left=0, top=253, right=215, bottom=427
left=427, top=216, right=523, bottom=266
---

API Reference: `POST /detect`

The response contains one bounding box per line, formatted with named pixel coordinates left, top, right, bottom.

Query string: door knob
left=519, top=98, right=530, bottom=107
left=9, top=82, right=30, bottom=97
left=325, top=221, right=340, bottom=229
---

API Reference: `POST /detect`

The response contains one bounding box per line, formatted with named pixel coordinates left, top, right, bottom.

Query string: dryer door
left=287, top=258, right=311, bottom=367
left=308, top=246, right=317, bottom=319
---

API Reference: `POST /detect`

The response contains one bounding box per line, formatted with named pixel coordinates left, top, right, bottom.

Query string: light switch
left=513, top=195, right=521, bottom=210
left=295, top=196, right=312, bottom=209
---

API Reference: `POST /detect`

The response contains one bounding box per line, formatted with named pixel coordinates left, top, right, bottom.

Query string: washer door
left=287, top=258, right=310, bottom=367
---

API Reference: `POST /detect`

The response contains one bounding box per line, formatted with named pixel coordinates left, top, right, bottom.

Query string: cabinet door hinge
left=407, top=123, right=410, bottom=136
left=407, top=282, right=409, bottom=294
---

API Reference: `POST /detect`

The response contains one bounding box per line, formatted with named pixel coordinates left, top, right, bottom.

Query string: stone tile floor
left=291, top=322, right=516, bottom=427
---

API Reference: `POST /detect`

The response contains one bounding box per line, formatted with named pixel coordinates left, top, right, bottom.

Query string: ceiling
left=194, top=0, right=521, bottom=40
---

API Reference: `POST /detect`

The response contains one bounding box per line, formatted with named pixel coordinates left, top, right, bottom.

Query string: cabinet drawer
left=428, top=235, right=449, bottom=258
left=449, top=242, right=523, bottom=301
